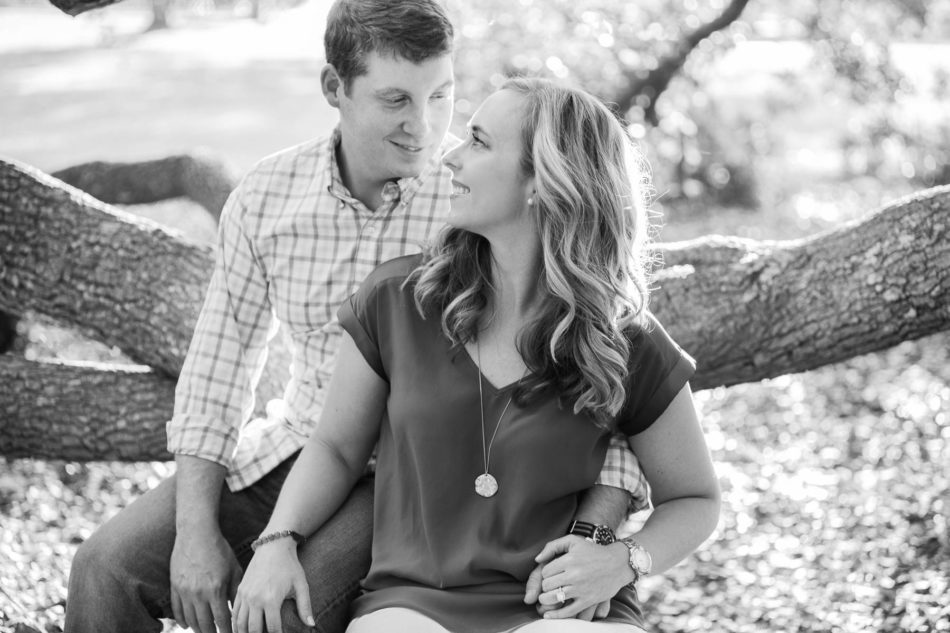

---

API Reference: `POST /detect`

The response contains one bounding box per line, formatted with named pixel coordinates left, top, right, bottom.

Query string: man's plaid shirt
left=166, top=130, right=649, bottom=511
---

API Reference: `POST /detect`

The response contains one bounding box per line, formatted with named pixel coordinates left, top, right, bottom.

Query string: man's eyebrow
left=375, top=87, right=409, bottom=98
left=375, top=79, right=454, bottom=98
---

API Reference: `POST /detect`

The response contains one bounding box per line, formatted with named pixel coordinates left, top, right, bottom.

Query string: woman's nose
left=442, top=141, right=463, bottom=170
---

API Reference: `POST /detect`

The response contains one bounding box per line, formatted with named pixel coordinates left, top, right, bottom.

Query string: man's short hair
left=325, top=0, right=454, bottom=91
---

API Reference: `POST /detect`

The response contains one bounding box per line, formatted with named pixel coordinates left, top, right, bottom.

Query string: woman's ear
left=524, top=178, right=537, bottom=207
left=321, top=65, right=343, bottom=108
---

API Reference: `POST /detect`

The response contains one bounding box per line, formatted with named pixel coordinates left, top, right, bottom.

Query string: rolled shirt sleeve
left=595, top=433, right=652, bottom=513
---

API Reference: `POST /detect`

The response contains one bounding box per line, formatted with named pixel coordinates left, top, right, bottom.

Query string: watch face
left=632, top=548, right=652, bottom=573
left=593, top=525, right=616, bottom=545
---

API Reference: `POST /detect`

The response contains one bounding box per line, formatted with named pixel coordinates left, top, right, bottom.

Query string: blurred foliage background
left=1, top=0, right=949, bottom=631
left=449, top=0, right=950, bottom=222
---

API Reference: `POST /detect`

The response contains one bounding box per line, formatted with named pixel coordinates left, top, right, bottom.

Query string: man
left=65, top=2, right=648, bottom=632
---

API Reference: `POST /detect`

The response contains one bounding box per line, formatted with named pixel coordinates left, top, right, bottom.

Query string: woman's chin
left=445, top=208, right=474, bottom=230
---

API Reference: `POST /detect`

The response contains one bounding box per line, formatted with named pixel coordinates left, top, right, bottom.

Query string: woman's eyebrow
left=469, top=124, right=492, bottom=140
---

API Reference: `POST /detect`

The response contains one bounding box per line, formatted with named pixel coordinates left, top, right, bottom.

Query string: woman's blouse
left=338, top=254, right=695, bottom=633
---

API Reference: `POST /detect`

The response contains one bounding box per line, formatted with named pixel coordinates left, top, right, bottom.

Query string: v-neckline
left=460, top=344, right=528, bottom=394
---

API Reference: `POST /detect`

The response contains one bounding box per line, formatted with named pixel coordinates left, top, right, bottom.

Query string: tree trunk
left=1, top=158, right=948, bottom=460
left=148, top=0, right=171, bottom=30
left=0, top=310, right=19, bottom=353
left=52, top=153, right=238, bottom=222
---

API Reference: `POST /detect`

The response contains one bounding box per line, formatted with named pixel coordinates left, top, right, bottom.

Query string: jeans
left=64, top=456, right=374, bottom=633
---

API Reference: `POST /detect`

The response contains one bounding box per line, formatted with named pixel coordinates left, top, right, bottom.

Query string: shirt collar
left=326, top=127, right=442, bottom=209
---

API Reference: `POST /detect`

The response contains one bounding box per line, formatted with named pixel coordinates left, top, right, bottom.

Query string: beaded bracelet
left=250, top=530, right=305, bottom=552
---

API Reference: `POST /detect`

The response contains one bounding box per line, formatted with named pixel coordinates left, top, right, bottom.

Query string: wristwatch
left=567, top=520, right=616, bottom=545
left=620, top=537, right=652, bottom=587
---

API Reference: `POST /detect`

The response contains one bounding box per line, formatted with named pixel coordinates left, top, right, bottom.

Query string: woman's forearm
left=257, top=333, right=387, bottom=540
left=259, top=434, right=370, bottom=539
left=623, top=384, right=722, bottom=578
left=623, top=493, right=720, bottom=576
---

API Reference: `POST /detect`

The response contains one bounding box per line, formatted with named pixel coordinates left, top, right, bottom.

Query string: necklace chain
left=476, top=339, right=516, bottom=475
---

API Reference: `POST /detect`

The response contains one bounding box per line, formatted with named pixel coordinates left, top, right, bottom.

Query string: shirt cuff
left=595, top=434, right=651, bottom=514
left=166, top=415, right=237, bottom=468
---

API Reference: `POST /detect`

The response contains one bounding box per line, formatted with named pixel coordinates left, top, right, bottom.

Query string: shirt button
left=364, top=224, right=379, bottom=236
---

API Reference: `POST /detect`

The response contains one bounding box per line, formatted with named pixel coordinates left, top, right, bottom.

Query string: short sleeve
left=337, top=277, right=387, bottom=381
left=616, top=313, right=696, bottom=436
left=336, top=254, right=423, bottom=382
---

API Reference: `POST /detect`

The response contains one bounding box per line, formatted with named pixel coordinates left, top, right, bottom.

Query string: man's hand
left=525, top=561, right=611, bottom=621
left=528, top=535, right=633, bottom=620
left=170, top=527, right=243, bottom=633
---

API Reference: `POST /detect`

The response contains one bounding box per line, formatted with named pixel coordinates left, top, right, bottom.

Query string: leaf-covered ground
left=2, top=332, right=948, bottom=633
left=637, top=334, right=950, bottom=632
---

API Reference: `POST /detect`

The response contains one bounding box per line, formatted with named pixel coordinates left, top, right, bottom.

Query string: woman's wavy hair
left=409, top=77, right=655, bottom=427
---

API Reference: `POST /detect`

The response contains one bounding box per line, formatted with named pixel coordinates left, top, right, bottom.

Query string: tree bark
left=0, top=356, right=173, bottom=461
left=1, top=158, right=213, bottom=377
left=1, top=157, right=948, bottom=460
left=52, top=153, right=239, bottom=223
left=653, top=185, right=950, bottom=389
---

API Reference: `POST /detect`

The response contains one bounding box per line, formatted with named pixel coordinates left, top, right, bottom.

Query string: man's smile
left=390, top=140, right=424, bottom=153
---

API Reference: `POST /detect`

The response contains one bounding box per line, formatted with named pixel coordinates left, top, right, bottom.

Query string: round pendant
left=475, top=473, right=498, bottom=497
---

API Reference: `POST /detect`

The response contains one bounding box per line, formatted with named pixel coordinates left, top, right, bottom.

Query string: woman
left=232, top=77, right=720, bottom=633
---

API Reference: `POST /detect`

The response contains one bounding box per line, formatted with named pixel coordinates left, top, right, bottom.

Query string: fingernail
left=307, top=616, right=315, bottom=627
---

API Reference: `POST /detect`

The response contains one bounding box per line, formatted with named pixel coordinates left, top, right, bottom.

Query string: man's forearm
left=575, top=484, right=630, bottom=531
left=175, top=454, right=228, bottom=535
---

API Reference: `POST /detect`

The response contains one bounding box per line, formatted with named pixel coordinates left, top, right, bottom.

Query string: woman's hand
left=530, top=535, right=635, bottom=620
left=525, top=561, right=611, bottom=621
left=232, top=541, right=315, bottom=633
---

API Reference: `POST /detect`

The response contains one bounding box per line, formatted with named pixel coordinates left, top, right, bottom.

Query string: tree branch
left=0, top=158, right=213, bottom=377
left=52, top=153, right=239, bottom=222
left=1, top=156, right=948, bottom=460
left=47, top=0, right=122, bottom=16
left=0, top=356, right=173, bottom=461
left=654, top=186, right=950, bottom=388
left=613, top=0, right=751, bottom=122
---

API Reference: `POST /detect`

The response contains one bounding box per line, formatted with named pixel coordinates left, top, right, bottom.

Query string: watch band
left=567, top=520, right=616, bottom=545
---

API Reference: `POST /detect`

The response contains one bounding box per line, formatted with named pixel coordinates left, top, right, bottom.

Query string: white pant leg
left=346, top=608, right=453, bottom=633
left=515, top=620, right=646, bottom=633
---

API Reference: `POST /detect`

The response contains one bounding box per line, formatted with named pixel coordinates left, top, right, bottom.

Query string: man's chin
left=387, top=156, right=430, bottom=179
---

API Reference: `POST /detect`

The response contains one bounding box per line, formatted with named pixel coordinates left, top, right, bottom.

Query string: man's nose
left=403, top=102, right=432, bottom=139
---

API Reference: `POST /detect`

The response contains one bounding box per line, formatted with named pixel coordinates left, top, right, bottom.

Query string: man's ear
left=321, top=64, right=343, bottom=108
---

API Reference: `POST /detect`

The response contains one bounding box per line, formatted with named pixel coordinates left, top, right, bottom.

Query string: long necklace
left=474, top=339, right=518, bottom=498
